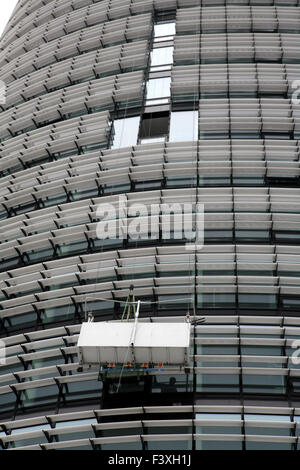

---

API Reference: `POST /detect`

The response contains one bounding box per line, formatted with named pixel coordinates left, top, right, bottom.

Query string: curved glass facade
left=1, top=0, right=300, bottom=451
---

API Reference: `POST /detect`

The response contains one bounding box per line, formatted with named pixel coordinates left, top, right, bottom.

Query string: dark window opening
left=139, top=111, right=170, bottom=144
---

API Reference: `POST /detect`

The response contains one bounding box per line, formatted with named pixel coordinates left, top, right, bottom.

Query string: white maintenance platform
left=77, top=321, right=191, bottom=367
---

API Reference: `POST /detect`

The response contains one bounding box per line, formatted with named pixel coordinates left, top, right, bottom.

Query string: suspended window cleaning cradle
left=77, top=288, right=193, bottom=375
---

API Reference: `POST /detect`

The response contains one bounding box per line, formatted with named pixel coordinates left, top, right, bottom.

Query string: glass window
left=20, top=385, right=59, bottom=409
left=147, top=425, right=192, bottom=435
left=11, top=424, right=51, bottom=434
left=246, top=441, right=292, bottom=451
left=41, top=304, right=76, bottom=325
left=169, top=112, right=198, bottom=142
left=196, top=424, right=241, bottom=435
left=197, top=374, right=239, bottom=393
left=154, top=23, right=176, bottom=38
left=197, top=358, right=238, bottom=368
left=100, top=427, right=142, bottom=438
left=146, top=78, right=171, bottom=104
left=9, top=432, right=49, bottom=448
left=57, top=444, right=93, bottom=450
left=238, top=293, right=277, bottom=309
left=53, top=427, right=94, bottom=443
left=29, top=356, right=64, bottom=369
left=101, top=441, right=142, bottom=450
left=197, top=345, right=238, bottom=355
left=4, top=312, right=37, bottom=334
left=197, top=293, right=236, bottom=309
left=241, top=346, right=283, bottom=356
left=58, top=239, right=88, bottom=257
left=242, top=374, right=285, bottom=394
left=242, top=358, right=283, bottom=369
left=151, top=47, right=173, bottom=68
left=196, top=439, right=242, bottom=450
left=157, top=294, right=193, bottom=311
left=0, top=256, right=21, bottom=272
left=196, top=413, right=241, bottom=420
left=0, top=363, right=25, bottom=377
left=63, top=378, right=102, bottom=403
left=140, top=137, right=166, bottom=144
left=111, top=116, right=140, bottom=149
left=152, top=374, right=193, bottom=394
left=244, top=414, right=290, bottom=422
left=245, top=425, right=290, bottom=436
left=196, top=327, right=236, bottom=339
left=55, top=419, right=97, bottom=428
left=0, top=391, right=16, bottom=415
left=9, top=423, right=51, bottom=448
left=139, top=112, right=169, bottom=142
left=147, top=439, right=192, bottom=450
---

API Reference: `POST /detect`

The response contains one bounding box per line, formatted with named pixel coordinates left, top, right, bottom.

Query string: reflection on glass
left=147, top=440, right=192, bottom=450
left=244, top=414, right=290, bottom=422
left=241, top=346, right=282, bottom=356
left=151, top=47, right=173, bottom=67
left=196, top=440, right=242, bottom=450
left=242, top=374, right=285, bottom=394
left=56, top=418, right=97, bottom=428
left=146, top=78, right=171, bottom=103
left=140, top=137, right=166, bottom=144
left=101, top=441, right=142, bottom=450
left=169, top=111, right=198, bottom=142
left=112, top=116, right=140, bottom=149
left=197, top=373, right=239, bottom=393
left=238, top=293, right=277, bottom=308
left=11, top=424, right=51, bottom=434
left=152, top=374, right=192, bottom=393
left=154, top=23, right=176, bottom=38
left=246, top=441, right=292, bottom=451
left=196, top=413, right=241, bottom=420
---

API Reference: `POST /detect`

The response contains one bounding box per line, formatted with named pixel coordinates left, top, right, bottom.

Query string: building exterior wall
left=0, top=0, right=300, bottom=450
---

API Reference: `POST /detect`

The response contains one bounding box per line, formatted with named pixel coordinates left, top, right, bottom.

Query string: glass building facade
left=1, top=0, right=300, bottom=450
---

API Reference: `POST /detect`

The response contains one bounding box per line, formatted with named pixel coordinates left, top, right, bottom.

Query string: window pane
left=147, top=440, right=192, bottom=450
left=243, top=375, right=285, bottom=394
left=196, top=440, right=242, bottom=450
left=169, top=111, right=198, bottom=142
left=197, top=345, right=238, bottom=355
left=112, top=117, right=140, bottom=149
left=56, top=419, right=97, bottom=428
left=11, top=424, right=51, bottom=434
left=101, top=442, right=142, bottom=450
left=151, top=47, right=173, bottom=67
left=147, top=78, right=171, bottom=100
left=196, top=413, right=241, bottom=420
left=140, top=137, right=166, bottom=144
left=245, top=414, right=290, bottom=422
left=246, top=441, right=292, bottom=450
left=154, top=23, right=176, bottom=37
left=139, top=113, right=169, bottom=141
left=197, top=374, right=239, bottom=393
